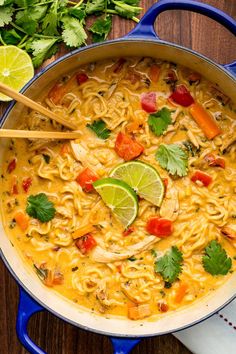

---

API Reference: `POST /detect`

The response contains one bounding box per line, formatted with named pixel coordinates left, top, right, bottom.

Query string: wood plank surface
left=0, top=1, right=235, bottom=353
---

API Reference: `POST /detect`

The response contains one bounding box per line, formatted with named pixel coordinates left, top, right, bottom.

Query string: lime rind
left=110, top=160, right=164, bottom=207
left=93, top=177, right=138, bottom=228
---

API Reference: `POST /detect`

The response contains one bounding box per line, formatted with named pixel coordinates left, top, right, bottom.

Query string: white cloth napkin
left=173, top=299, right=236, bottom=354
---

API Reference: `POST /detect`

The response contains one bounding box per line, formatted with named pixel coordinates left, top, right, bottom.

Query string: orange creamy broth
left=1, top=57, right=236, bottom=319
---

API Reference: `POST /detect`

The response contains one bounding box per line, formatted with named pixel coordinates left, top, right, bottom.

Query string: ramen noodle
left=1, top=57, right=236, bottom=320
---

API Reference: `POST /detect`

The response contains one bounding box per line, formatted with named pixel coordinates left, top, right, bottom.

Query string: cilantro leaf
left=28, top=38, right=59, bottom=68
left=0, top=28, right=22, bottom=45
left=87, top=119, right=111, bottom=139
left=42, top=1, right=59, bottom=36
left=33, top=264, right=48, bottom=281
left=85, top=0, right=105, bottom=15
left=89, top=15, right=112, bottom=42
left=202, top=240, right=232, bottom=275
left=148, top=107, right=172, bottom=136
left=14, top=0, right=38, bottom=6
left=26, top=193, right=56, bottom=222
left=112, top=0, right=142, bottom=19
left=156, top=143, right=188, bottom=177
left=61, top=15, right=87, bottom=47
left=42, top=154, right=50, bottom=164
left=0, top=6, right=13, bottom=27
left=15, top=11, right=38, bottom=35
left=67, top=6, right=86, bottom=23
left=155, top=246, right=183, bottom=284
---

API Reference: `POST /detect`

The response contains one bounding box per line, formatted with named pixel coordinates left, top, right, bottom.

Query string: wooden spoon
left=0, top=82, right=77, bottom=130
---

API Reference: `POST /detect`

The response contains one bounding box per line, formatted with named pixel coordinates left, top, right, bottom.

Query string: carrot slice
left=72, top=224, right=95, bottom=239
left=14, top=211, right=29, bottom=231
left=189, top=103, right=221, bottom=139
left=175, top=283, right=188, bottom=303
left=128, top=304, right=151, bottom=320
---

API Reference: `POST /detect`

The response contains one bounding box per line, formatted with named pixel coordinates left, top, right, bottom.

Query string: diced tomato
left=76, top=168, right=99, bottom=192
left=76, top=72, right=88, bottom=85
left=149, top=64, right=161, bottom=82
left=75, top=234, right=97, bottom=254
left=123, top=227, right=135, bottom=236
left=169, top=85, right=194, bottom=107
left=141, top=92, right=157, bottom=113
left=115, top=132, right=144, bottom=161
left=157, top=301, right=169, bottom=312
left=113, top=58, right=126, bottom=73
left=146, top=217, right=173, bottom=237
left=7, top=158, right=16, bottom=173
left=204, top=153, right=225, bottom=169
left=22, top=177, right=32, bottom=193
left=48, top=82, right=65, bottom=105
left=191, top=170, right=212, bottom=187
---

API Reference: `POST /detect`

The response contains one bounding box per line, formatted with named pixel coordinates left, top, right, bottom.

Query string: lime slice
left=110, top=161, right=164, bottom=207
left=93, top=177, right=138, bottom=228
left=0, top=46, right=34, bottom=101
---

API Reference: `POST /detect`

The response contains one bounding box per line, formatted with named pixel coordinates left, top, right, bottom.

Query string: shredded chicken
left=160, top=187, right=179, bottom=221
left=91, top=236, right=158, bottom=263
left=70, top=140, right=102, bottom=170
left=220, top=132, right=236, bottom=152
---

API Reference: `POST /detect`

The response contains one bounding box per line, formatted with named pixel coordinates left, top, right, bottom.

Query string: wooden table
left=0, top=1, right=235, bottom=353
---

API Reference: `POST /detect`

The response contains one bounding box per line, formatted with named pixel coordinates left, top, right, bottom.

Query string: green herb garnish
left=148, top=107, right=172, bottom=136
left=89, top=15, right=112, bottom=42
left=154, top=246, right=183, bottom=284
left=42, top=154, right=50, bottom=164
left=33, top=264, right=48, bottom=281
left=26, top=193, right=56, bottom=223
left=156, top=143, right=188, bottom=177
left=202, top=240, right=232, bottom=275
left=87, top=119, right=111, bottom=139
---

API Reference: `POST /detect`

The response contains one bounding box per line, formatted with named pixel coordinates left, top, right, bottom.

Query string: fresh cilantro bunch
left=202, top=240, right=232, bottom=275
left=155, top=246, right=183, bottom=285
left=0, top=0, right=142, bottom=68
left=156, top=143, right=188, bottom=177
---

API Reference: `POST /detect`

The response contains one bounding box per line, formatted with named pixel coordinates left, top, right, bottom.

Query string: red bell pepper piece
left=204, top=153, right=225, bottom=169
left=141, top=92, right=157, bottom=113
left=75, top=234, right=97, bottom=254
left=191, top=170, right=212, bottom=187
left=7, top=158, right=16, bottom=173
left=146, top=217, right=173, bottom=237
left=22, top=177, right=32, bottom=193
left=169, top=85, right=194, bottom=107
left=123, top=227, right=135, bottom=236
left=115, top=132, right=144, bottom=161
left=76, top=168, right=99, bottom=192
left=76, top=73, right=88, bottom=85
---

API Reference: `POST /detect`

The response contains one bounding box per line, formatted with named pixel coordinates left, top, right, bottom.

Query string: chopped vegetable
left=115, top=132, right=144, bottom=161
left=182, top=140, right=199, bottom=157
left=22, top=177, right=32, bottom=193
left=72, top=224, right=96, bottom=240
left=174, top=283, right=188, bottom=303
left=146, top=217, right=173, bottom=237
left=149, top=64, right=160, bottom=82
left=191, top=170, right=212, bottom=187
left=7, top=158, right=16, bottom=173
left=86, top=119, right=111, bottom=139
left=76, top=72, right=88, bottom=85
left=141, top=92, right=157, bottom=113
left=157, top=300, right=169, bottom=312
left=75, top=234, right=97, bottom=254
left=34, top=264, right=48, bottom=282
left=127, top=303, right=151, bottom=320
left=202, top=240, right=232, bottom=275
left=155, top=246, right=183, bottom=284
left=42, top=154, right=50, bottom=164
left=123, top=227, right=135, bottom=236
left=189, top=103, right=221, bottom=139
left=169, top=85, right=194, bottom=107
left=204, top=153, right=225, bottom=168
left=156, top=144, right=188, bottom=177
left=148, top=107, right=172, bottom=136
left=48, top=75, right=75, bottom=105
left=14, top=211, right=29, bottom=231
left=10, top=175, right=18, bottom=195
left=26, top=193, right=56, bottom=222
left=76, top=167, right=99, bottom=192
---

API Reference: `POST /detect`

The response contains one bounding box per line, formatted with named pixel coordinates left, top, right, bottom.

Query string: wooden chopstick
left=0, top=82, right=78, bottom=130
left=0, top=129, right=81, bottom=139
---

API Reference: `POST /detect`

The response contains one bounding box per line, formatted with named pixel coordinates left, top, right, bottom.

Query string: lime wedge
left=110, top=161, right=164, bottom=207
left=0, top=46, right=34, bottom=101
left=93, top=177, right=138, bottom=228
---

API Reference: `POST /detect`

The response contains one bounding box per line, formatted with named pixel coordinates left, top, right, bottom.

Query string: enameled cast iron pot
left=0, top=1, right=236, bottom=353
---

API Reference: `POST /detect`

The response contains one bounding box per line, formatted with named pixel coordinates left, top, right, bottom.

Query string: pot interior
left=0, top=39, right=236, bottom=337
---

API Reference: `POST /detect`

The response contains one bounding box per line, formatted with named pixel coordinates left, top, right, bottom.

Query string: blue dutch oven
left=0, top=1, right=236, bottom=353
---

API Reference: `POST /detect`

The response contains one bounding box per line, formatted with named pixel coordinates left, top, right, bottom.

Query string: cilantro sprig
left=0, top=0, right=142, bottom=68
left=202, top=240, right=232, bottom=275
left=156, top=143, right=188, bottom=177
left=148, top=107, right=172, bottom=136
left=155, top=246, right=183, bottom=285
left=87, top=119, right=111, bottom=139
left=26, top=193, right=56, bottom=222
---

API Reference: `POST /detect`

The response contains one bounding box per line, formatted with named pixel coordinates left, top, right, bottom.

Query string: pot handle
left=16, top=287, right=46, bottom=354
left=126, top=0, right=236, bottom=75
left=110, top=337, right=141, bottom=354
